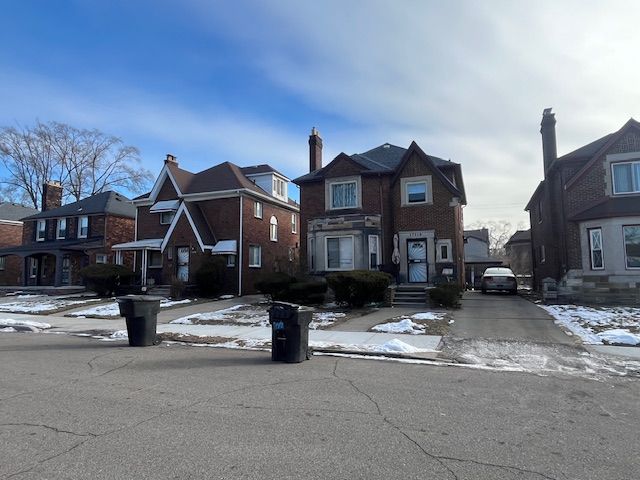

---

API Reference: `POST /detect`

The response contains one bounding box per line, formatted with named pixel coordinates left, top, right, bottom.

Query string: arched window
left=269, top=216, right=278, bottom=241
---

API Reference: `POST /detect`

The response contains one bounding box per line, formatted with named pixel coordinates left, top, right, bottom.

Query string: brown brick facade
left=0, top=223, right=25, bottom=285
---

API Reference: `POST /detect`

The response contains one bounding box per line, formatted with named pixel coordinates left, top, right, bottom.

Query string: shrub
left=254, top=272, right=294, bottom=301
left=428, top=284, right=463, bottom=308
left=80, top=264, right=136, bottom=297
left=194, top=256, right=227, bottom=297
left=326, top=270, right=392, bottom=308
left=170, top=276, right=187, bottom=299
left=284, top=279, right=328, bottom=305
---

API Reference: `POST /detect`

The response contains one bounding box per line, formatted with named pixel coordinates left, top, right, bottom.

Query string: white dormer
left=245, top=172, right=289, bottom=201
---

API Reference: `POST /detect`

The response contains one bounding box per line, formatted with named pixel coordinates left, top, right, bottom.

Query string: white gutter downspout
left=238, top=193, right=243, bottom=297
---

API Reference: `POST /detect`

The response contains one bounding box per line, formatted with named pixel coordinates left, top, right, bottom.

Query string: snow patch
left=372, top=319, right=425, bottom=334
left=0, top=318, right=51, bottom=330
left=411, top=312, right=446, bottom=321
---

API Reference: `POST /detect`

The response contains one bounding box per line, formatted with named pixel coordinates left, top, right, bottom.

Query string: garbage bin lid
left=270, top=301, right=300, bottom=309
left=116, top=295, right=164, bottom=303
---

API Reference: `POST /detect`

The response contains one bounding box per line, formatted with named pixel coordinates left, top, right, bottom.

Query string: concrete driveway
left=448, top=291, right=575, bottom=345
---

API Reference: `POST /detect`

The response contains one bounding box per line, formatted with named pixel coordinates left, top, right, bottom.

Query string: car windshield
left=484, top=268, right=514, bottom=275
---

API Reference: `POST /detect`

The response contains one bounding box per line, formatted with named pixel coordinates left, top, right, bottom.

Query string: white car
left=480, top=267, right=518, bottom=295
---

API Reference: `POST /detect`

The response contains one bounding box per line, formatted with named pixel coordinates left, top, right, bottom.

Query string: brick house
left=0, top=203, right=39, bottom=285
left=113, top=155, right=300, bottom=295
left=0, top=183, right=136, bottom=286
left=526, top=109, right=640, bottom=303
left=504, top=229, right=532, bottom=284
left=294, top=129, right=466, bottom=288
left=463, top=228, right=502, bottom=289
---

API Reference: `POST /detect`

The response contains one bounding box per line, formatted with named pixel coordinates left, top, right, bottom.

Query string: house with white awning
left=113, top=154, right=299, bottom=295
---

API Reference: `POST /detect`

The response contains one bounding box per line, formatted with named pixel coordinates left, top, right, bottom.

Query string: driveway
left=448, top=291, right=575, bottom=345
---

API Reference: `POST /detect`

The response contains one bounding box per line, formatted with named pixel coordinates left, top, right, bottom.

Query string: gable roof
left=23, top=191, right=135, bottom=220
left=464, top=229, right=489, bottom=243
left=294, top=142, right=465, bottom=203
left=0, top=203, right=39, bottom=222
left=505, top=229, right=531, bottom=245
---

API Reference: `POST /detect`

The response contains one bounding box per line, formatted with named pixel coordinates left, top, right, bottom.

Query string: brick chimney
left=540, top=108, right=557, bottom=177
left=42, top=181, right=62, bottom=211
left=165, top=153, right=178, bottom=166
left=309, top=127, right=323, bottom=173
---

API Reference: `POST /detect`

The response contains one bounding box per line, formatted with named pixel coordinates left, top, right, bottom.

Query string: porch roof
left=150, top=199, right=180, bottom=213
left=112, top=238, right=163, bottom=251
left=211, top=240, right=237, bottom=255
left=0, top=238, right=104, bottom=257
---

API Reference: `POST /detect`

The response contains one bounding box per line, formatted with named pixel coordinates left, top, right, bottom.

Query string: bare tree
left=467, top=220, right=527, bottom=259
left=0, top=121, right=153, bottom=208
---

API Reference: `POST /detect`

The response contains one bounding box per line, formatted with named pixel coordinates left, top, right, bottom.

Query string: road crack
left=0, top=423, right=97, bottom=438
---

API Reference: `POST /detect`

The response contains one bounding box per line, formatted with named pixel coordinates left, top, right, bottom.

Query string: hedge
left=326, top=270, right=392, bottom=308
left=80, top=264, right=136, bottom=297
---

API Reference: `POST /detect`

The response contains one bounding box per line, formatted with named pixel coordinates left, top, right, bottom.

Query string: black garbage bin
left=269, top=301, right=312, bottom=363
left=117, top=295, right=163, bottom=347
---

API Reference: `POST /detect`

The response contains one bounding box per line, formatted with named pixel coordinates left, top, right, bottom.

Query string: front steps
left=392, top=284, right=428, bottom=306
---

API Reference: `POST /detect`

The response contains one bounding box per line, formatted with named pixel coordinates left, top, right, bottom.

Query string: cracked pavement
left=1, top=334, right=639, bottom=479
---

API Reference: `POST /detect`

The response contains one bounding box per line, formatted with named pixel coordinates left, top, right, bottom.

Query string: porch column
left=141, top=249, right=148, bottom=285
left=54, top=253, right=64, bottom=287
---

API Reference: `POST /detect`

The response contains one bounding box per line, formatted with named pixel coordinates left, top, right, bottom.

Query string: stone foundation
left=557, top=269, right=640, bottom=305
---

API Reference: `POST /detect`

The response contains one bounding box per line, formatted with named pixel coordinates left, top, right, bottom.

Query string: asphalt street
left=1, top=334, right=639, bottom=480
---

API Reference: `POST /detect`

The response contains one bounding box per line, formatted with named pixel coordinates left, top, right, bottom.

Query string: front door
left=407, top=240, right=428, bottom=283
left=61, top=256, right=71, bottom=285
left=176, top=247, right=189, bottom=282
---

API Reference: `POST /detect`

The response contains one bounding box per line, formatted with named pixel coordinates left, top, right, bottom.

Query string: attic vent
left=383, top=143, right=390, bottom=149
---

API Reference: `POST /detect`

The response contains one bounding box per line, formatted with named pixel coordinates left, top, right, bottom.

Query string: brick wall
left=0, top=223, right=24, bottom=285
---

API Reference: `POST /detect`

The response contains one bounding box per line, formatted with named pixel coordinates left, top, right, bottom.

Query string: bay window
left=623, top=225, right=640, bottom=268
left=588, top=228, right=604, bottom=270
left=326, top=236, right=354, bottom=270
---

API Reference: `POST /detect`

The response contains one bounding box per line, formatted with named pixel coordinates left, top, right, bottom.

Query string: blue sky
left=1, top=0, right=639, bottom=227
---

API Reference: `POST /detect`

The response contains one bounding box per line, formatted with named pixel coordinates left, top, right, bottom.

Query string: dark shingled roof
left=464, top=229, right=489, bottom=243
left=184, top=203, right=216, bottom=245
left=569, top=197, right=640, bottom=221
left=240, top=164, right=287, bottom=178
left=166, top=162, right=268, bottom=196
left=506, top=229, right=531, bottom=245
left=295, top=143, right=457, bottom=183
left=557, top=133, right=615, bottom=162
left=23, top=191, right=135, bottom=220
left=0, top=202, right=39, bottom=222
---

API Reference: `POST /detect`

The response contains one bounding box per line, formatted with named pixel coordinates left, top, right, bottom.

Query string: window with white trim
left=56, top=218, right=67, bottom=239
left=623, top=225, right=640, bottom=269
left=612, top=161, right=640, bottom=194
left=368, top=235, right=379, bottom=270
left=436, top=239, right=453, bottom=262
left=269, top=216, right=278, bottom=241
left=249, top=245, right=262, bottom=267
left=0, top=256, right=5, bottom=271
left=588, top=228, right=604, bottom=270
left=160, top=211, right=175, bottom=225
left=36, top=220, right=46, bottom=241
left=406, top=182, right=427, bottom=204
left=29, top=257, right=38, bottom=278
left=291, top=214, right=297, bottom=234
left=330, top=181, right=358, bottom=209
left=96, top=254, right=108, bottom=264
left=326, top=236, right=354, bottom=270
left=254, top=201, right=262, bottom=219
left=77, top=216, right=89, bottom=238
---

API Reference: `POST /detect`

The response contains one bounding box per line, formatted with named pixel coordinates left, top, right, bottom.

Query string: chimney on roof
left=309, top=127, right=323, bottom=173
left=42, top=181, right=62, bottom=211
left=540, top=108, right=557, bottom=177
left=165, top=153, right=178, bottom=166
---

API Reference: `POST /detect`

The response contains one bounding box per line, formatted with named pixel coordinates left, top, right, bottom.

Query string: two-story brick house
left=294, top=129, right=466, bottom=287
left=113, top=155, right=299, bottom=295
left=0, top=182, right=136, bottom=286
left=0, top=203, right=39, bottom=285
left=526, top=109, right=640, bottom=303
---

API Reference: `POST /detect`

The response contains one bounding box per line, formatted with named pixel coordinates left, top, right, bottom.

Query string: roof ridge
left=352, top=153, right=393, bottom=171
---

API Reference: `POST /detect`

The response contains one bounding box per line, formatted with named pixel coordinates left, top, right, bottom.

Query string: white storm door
left=407, top=240, right=428, bottom=283
left=176, top=247, right=189, bottom=282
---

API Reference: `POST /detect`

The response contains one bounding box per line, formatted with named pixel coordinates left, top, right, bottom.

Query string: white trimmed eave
left=182, top=188, right=299, bottom=212
left=160, top=202, right=206, bottom=253
left=0, top=219, right=24, bottom=226
left=147, top=165, right=183, bottom=203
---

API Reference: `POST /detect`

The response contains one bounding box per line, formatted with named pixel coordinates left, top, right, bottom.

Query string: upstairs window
left=36, top=220, right=46, bottom=241
left=78, top=216, right=89, bottom=238
left=291, top=214, right=297, bottom=233
left=269, top=216, right=278, bottom=241
left=272, top=177, right=286, bottom=199
left=160, top=211, right=175, bottom=225
left=401, top=176, right=432, bottom=206
left=406, top=182, right=427, bottom=204
left=612, top=161, right=640, bottom=194
left=588, top=228, right=604, bottom=270
left=56, top=218, right=67, bottom=239
left=330, top=181, right=358, bottom=209
left=254, top=201, right=263, bottom=219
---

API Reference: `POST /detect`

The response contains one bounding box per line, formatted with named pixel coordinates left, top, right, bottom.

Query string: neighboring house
left=114, top=155, right=299, bottom=295
left=0, top=203, right=39, bottom=285
left=294, top=129, right=466, bottom=286
left=463, top=228, right=502, bottom=289
left=526, top=108, right=640, bottom=303
left=0, top=182, right=136, bottom=286
left=505, top=229, right=532, bottom=284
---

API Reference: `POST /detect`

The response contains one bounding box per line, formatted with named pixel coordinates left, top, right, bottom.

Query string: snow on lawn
left=171, top=305, right=345, bottom=330
left=372, top=319, right=425, bottom=334
left=0, top=297, right=101, bottom=314
left=69, top=298, right=194, bottom=318
left=0, top=318, right=51, bottom=332
left=540, top=304, right=640, bottom=346
left=410, top=312, right=446, bottom=321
